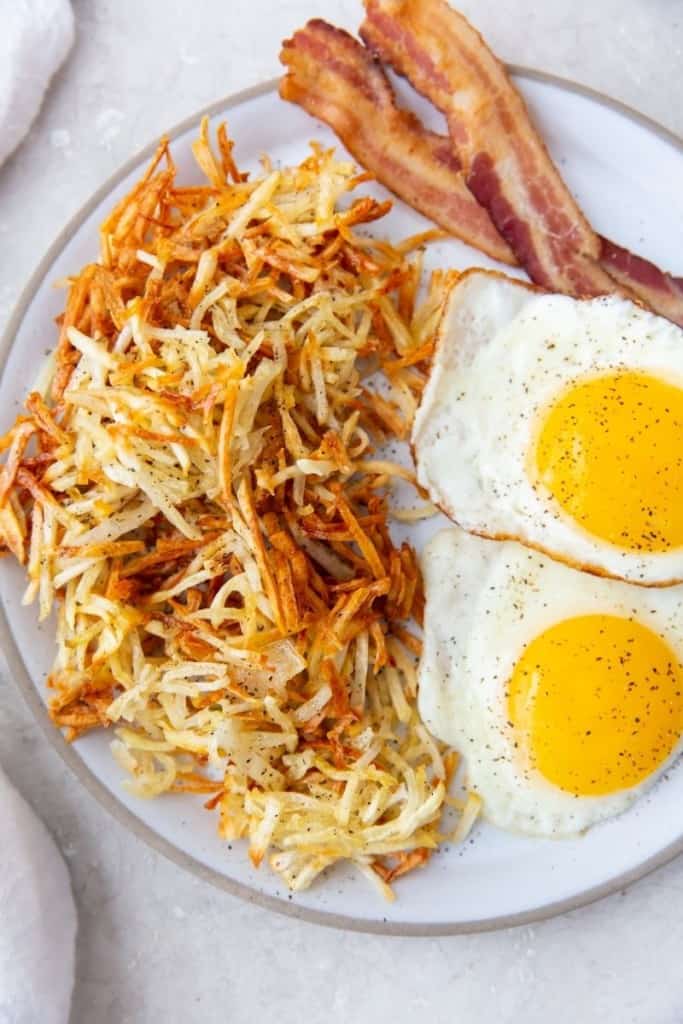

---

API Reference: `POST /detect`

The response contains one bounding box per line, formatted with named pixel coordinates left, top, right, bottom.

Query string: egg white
left=418, top=526, right=683, bottom=836
left=411, top=269, right=683, bottom=585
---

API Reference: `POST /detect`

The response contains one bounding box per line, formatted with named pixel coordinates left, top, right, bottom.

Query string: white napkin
left=0, top=767, right=77, bottom=1024
left=0, top=0, right=75, bottom=167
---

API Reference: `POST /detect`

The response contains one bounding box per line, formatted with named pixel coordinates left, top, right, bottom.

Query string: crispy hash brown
left=0, top=119, right=479, bottom=896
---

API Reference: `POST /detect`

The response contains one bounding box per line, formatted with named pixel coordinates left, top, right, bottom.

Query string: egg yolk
left=507, top=614, right=683, bottom=796
left=534, top=371, right=683, bottom=552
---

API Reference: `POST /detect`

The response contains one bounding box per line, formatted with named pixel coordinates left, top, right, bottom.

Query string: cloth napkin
left=0, top=0, right=74, bottom=166
left=0, top=766, right=77, bottom=1024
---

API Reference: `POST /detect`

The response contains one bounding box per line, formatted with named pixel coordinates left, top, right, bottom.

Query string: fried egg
left=412, top=270, right=683, bottom=585
left=418, top=527, right=683, bottom=836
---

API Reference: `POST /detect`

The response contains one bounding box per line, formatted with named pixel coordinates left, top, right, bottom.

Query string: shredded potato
left=0, top=120, right=478, bottom=895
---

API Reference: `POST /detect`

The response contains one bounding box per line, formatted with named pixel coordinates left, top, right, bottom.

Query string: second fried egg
left=418, top=527, right=683, bottom=836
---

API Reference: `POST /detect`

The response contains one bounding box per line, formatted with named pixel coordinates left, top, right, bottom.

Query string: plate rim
left=3, top=69, right=683, bottom=936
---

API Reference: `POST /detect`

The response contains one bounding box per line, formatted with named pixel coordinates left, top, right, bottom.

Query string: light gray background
left=1, top=2, right=683, bottom=1022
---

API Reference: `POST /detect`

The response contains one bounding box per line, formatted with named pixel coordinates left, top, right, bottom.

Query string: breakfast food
left=419, top=527, right=683, bottom=835
left=599, top=238, right=683, bottom=326
left=360, top=0, right=683, bottom=323
left=279, top=19, right=516, bottom=265
left=0, top=121, right=479, bottom=896
left=281, top=4, right=683, bottom=326
left=360, top=0, right=616, bottom=298
left=412, top=270, right=683, bottom=586
left=4, top=0, right=683, bottom=908
left=277, top=5, right=683, bottom=846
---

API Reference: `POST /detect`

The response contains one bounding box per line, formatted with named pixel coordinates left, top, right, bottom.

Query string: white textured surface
left=1, top=1, right=682, bottom=1021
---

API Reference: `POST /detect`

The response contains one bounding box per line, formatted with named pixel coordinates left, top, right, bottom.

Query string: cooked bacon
left=280, top=7, right=683, bottom=324
left=279, top=18, right=516, bottom=265
left=599, top=237, right=683, bottom=327
left=360, top=0, right=620, bottom=297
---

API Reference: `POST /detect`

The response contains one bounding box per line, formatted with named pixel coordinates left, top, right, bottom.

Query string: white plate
left=2, top=72, right=683, bottom=935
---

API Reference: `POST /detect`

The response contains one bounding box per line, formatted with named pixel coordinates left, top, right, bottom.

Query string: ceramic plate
left=2, top=72, right=683, bottom=935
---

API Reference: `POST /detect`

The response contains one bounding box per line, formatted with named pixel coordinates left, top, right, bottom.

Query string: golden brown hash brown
left=0, top=118, right=479, bottom=896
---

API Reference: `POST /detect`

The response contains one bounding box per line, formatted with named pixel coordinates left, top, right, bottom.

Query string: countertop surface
left=1, top=2, right=683, bottom=1022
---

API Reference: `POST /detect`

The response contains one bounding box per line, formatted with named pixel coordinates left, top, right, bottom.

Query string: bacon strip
left=599, top=237, right=683, bottom=327
left=359, top=0, right=620, bottom=297
left=280, top=8, right=683, bottom=325
left=279, top=19, right=516, bottom=266
left=360, top=0, right=683, bottom=323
